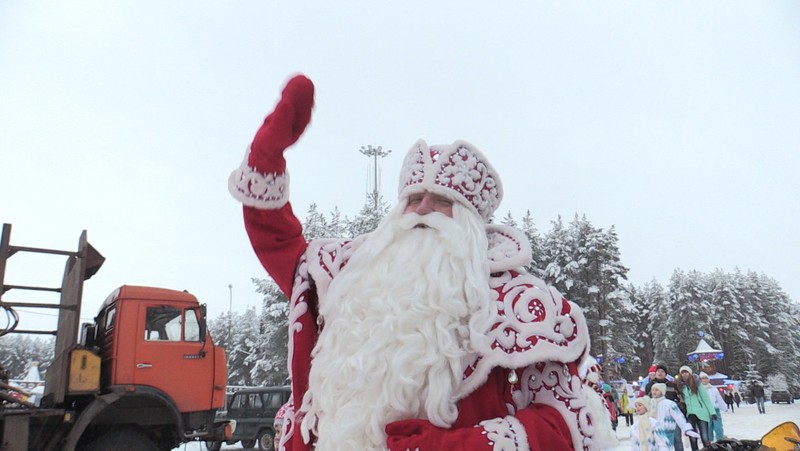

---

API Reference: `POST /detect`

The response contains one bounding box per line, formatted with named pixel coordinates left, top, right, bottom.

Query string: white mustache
left=396, top=212, right=452, bottom=231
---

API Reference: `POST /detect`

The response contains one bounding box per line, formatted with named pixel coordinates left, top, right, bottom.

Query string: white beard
left=299, top=202, right=495, bottom=451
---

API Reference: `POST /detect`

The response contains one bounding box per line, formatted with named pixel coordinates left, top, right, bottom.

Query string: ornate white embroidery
left=479, top=416, right=531, bottom=451
left=486, top=225, right=532, bottom=272
left=228, top=147, right=290, bottom=209
left=510, top=362, right=594, bottom=451
left=292, top=236, right=597, bottom=451
left=398, top=140, right=502, bottom=221
left=287, top=253, right=311, bottom=381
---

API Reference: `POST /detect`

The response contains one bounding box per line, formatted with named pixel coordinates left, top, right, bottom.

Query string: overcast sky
left=2, top=2, right=798, bottom=331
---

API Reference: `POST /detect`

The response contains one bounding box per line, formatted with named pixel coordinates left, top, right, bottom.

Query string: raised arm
left=228, top=75, right=315, bottom=295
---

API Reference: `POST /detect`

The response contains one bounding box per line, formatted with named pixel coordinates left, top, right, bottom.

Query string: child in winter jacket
left=699, top=372, right=726, bottom=441
left=651, top=383, right=701, bottom=450
left=631, top=396, right=668, bottom=451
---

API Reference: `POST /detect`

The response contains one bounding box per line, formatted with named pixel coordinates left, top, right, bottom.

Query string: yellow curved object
left=760, top=422, right=800, bottom=451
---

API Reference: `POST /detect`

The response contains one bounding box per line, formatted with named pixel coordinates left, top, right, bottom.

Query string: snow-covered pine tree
left=249, top=278, right=289, bottom=386
left=706, top=269, right=747, bottom=377
left=0, top=335, right=54, bottom=379
left=328, top=206, right=346, bottom=238
left=570, top=216, right=630, bottom=368
left=500, top=211, right=517, bottom=228
left=520, top=210, right=545, bottom=279
left=302, top=203, right=329, bottom=240
left=738, top=271, right=776, bottom=377
left=541, top=216, right=575, bottom=294
left=209, top=307, right=260, bottom=386
left=755, top=273, right=800, bottom=388
left=347, top=191, right=390, bottom=237
left=660, top=269, right=712, bottom=372
left=628, top=280, right=663, bottom=377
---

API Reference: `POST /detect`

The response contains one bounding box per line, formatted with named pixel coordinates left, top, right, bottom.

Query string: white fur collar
left=485, top=224, right=532, bottom=273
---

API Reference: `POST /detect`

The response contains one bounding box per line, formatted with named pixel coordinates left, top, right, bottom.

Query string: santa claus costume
left=229, top=74, right=614, bottom=451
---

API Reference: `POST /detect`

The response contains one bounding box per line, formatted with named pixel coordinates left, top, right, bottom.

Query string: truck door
left=134, top=304, right=214, bottom=413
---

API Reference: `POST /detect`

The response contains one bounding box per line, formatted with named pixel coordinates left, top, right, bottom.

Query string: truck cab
left=72, top=285, right=229, bottom=449
left=0, top=224, right=230, bottom=451
left=93, top=286, right=227, bottom=413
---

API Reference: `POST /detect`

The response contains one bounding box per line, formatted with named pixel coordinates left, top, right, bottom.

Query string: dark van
left=206, top=385, right=291, bottom=450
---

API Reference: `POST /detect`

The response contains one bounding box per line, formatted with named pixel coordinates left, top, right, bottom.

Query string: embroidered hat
left=398, top=140, right=503, bottom=222
left=274, top=400, right=292, bottom=427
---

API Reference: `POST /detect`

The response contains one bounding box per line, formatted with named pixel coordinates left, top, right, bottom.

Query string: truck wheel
left=205, top=440, right=222, bottom=450
left=257, top=429, right=275, bottom=450
left=241, top=438, right=257, bottom=448
left=84, top=428, right=159, bottom=451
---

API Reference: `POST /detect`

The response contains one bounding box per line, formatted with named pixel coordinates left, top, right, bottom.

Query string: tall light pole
left=359, top=145, right=391, bottom=209
left=227, top=284, right=233, bottom=346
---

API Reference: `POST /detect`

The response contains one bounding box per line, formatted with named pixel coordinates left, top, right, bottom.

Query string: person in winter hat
left=677, top=367, right=716, bottom=449
left=274, top=399, right=293, bottom=451
left=645, top=363, right=683, bottom=451
left=229, top=74, right=608, bottom=451
left=640, top=365, right=658, bottom=393
left=631, top=396, right=667, bottom=451
left=699, top=372, right=726, bottom=441
left=646, top=363, right=681, bottom=406
left=650, top=383, right=700, bottom=450
left=601, top=383, right=618, bottom=431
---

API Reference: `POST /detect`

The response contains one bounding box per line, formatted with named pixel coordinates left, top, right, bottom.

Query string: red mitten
left=249, top=74, right=315, bottom=173
left=385, top=419, right=443, bottom=450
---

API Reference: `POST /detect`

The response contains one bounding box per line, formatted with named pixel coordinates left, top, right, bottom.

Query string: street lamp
left=359, top=145, right=391, bottom=209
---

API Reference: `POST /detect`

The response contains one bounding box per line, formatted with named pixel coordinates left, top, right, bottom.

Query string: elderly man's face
left=404, top=191, right=454, bottom=217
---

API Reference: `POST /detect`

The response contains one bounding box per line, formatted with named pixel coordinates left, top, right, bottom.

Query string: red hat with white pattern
left=398, top=140, right=503, bottom=222
left=274, top=400, right=292, bottom=427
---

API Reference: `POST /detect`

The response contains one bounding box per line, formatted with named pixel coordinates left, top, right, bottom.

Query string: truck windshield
left=145, top=306, right=202, bottom=342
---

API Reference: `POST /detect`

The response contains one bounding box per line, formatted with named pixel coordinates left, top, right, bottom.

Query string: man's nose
left=414, top=193, right=435, bottom=215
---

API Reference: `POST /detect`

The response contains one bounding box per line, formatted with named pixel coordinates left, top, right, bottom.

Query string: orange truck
left=0, top=224, right=230, bottom=450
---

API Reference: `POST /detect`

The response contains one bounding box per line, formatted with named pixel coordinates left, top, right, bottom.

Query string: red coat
left=233, top=162, right=607, bottom=450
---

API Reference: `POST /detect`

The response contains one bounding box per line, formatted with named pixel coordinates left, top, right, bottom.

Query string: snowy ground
left=173, top=401, right=799, bottom=451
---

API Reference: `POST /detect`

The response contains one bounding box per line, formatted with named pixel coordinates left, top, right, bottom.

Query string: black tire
left=241, top=438, right=257, bottom=448
left=205, top=440, right=222, bottom=451
left=84, top=428, right=159, bottom=451
left=257, top=429, right=275, bottom=450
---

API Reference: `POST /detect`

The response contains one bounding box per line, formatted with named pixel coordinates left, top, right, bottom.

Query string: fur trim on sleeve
left=228, top=146, right=290, bottom=208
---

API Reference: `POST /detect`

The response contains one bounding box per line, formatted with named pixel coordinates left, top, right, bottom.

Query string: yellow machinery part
left=760, top=421, right=800, bottom=451
left=67, top=348, right=101, bottom=394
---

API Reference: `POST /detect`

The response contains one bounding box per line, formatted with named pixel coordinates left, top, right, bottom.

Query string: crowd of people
left=599, top=362, right=766, bottom=451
